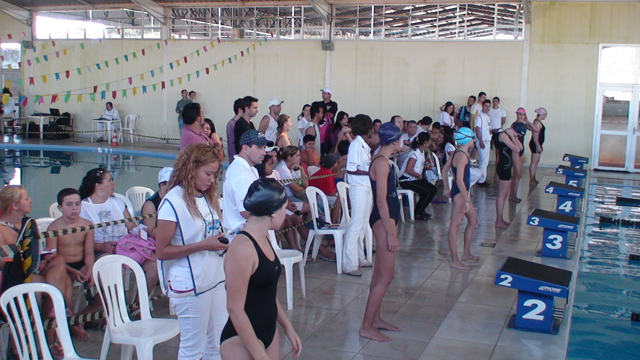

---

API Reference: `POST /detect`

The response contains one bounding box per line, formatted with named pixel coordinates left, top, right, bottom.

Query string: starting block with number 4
left=562, top=153, right=589, bottom=170
left=528, top=209, right=579, bottom=258
left=495, top=257, right=572, bottom=334
left=545, top=181, right=584, bottom=216
left=555, top=165, right=587, bottom=188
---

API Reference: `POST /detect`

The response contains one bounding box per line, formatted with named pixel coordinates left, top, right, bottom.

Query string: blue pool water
left=0, top=146, right=176, bottom=218
left=567, top=182, right=640, bottom=360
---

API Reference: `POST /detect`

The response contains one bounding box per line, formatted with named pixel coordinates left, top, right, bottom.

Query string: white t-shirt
left=445, top=143, right=456, bottom=161
left=274, top=160, right=302, bottom=199
left=488, top=107, right=507, bottom=131
left=102, top=108, right=121, bottom=120
left=157, top=186, right=224, bottom=296
left=475, top=113, right=491, bottom=144
left=264, top=114, right=278, bottom=143
left=304, top=122, right=321, bottom=155
left=222, top=155, right=259, bottom=235
left=438, top=111, right=454, bottom=128
left=346, top=135, right=372, bottom=187
left=80, top=197, right=128, bottom=243
left=297, top=116, right=309, bottom=147
left=401, top=148, right=425, bottom=182
left=402, top=132, right=419, bottom=144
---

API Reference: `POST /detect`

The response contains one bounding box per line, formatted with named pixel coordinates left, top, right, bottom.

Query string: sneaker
left=344, top=270, right=362, bottom=277
left=416, top=213, right=431, bottom=221
left=477, top=182, right=490, bottom=188
left=359, top=260, right=374, bottom=267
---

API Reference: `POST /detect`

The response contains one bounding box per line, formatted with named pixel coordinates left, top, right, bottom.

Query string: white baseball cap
left=268, top=98, right=284, bottom=107
left=320, top=87, right=332, bottom=95
left=158, top=167, right=173, bottom=184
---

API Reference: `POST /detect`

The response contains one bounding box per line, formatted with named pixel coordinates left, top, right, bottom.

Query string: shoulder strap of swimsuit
left=238, top=230, right=264, bottom=258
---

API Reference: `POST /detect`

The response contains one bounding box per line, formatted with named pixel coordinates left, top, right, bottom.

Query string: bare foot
left=530, top=178, right=539, bottom=184
left=70, top=324, right=90, bottom=339
left=509, top=197, right=522, bottom=203
left=48, top=343, right=64, bottom=359
left=373, top=318, right=401, bottom=332
left=360, top=326, right=393, bottom=342
left=450, top=261, right=471, bottom=270
left=495, top=220, right=510, bottom=229
left=462, top=254, right=480, bottom=262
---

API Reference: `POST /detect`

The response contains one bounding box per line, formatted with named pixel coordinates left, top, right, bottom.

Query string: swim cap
left=378, top=122, right=403, bottom=145
left=243, top=178, right=288, bottom=217
left=535, top=107, right=547, bottom=115
left=513, top=122, right=527, bottom=136
left=455, top=127, right=475, bottom=145
left=515, top=107, right=527, bottom=115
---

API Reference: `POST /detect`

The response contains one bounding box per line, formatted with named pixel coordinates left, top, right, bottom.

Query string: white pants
left=171, top=285, right=228, bottom=360
left=476, top=140, right=491, bottom=183
left=343, top=185, right=373, bottom=273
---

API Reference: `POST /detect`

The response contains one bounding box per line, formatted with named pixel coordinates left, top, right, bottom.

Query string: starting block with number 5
left=528, top=209, right=579, bottom=258
left=545, top=181, right=584, bottom=216
left=495, top=257, right=572, bottom=334
left=555, top=165, right=587, bottom=188
left=562, top=153, right=589, bottom=170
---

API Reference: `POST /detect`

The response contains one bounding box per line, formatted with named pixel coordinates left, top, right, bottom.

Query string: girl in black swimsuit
left=493, top=127, right=524, bottom=229
left=528, top=107, right=548, bottom=184
left=360, top=123, right=404, bottom=343
left=221, top=178, right=302, bottom=360
left=510, top=108, right=536, bottom=203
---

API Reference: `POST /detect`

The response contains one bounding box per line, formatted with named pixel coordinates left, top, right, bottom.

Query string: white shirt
left=304, top=122, right=322, bottom=155
left=402, top=132, right=418, bottom=144
left=264, top=114, right=278, bottom=143
left=438, top=111, right=454, bottom=128
left=488, top=107, right=507, bottom=131
left=80, top=197, right=128, bottom=243
left=445, top=143, right=456, bottom=161
left=470, top=103, right=482, bottom=126
left=401, top=148, right=425, bottom=182
left=274, top=160, right=301, bottom=198
left=475, top=112, right=491, bottom=144
left=158, top=186, right=224, bottom=296
left=346, top=135, right=372, bottom=187
left=222, top=155, right=260, bottom=235
left=102, top=107, right=121, bottom=120
left=297, top=116, right=309, bottom=147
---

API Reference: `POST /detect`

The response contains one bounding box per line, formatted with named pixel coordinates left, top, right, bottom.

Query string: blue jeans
left=178, top=118, right=184, bottom=135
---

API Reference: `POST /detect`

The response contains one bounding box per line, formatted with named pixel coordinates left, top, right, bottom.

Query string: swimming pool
left=567, top=181, right=640, bottom=360
left=0, top=145, right=177, bottom=218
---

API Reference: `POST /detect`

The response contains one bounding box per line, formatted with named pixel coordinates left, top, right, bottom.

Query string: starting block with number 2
left=555, top=165, right=587, bottom=188
left=562, top=153, right=589, bottom=170
left=527, top=209, right=579, bottom=258
left=545, top=181, right=584, bottom=216
left=495, top=257, right=572, bottom=334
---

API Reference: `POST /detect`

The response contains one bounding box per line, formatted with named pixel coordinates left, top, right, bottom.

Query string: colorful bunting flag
left=51, top=95, right=58, bottom=103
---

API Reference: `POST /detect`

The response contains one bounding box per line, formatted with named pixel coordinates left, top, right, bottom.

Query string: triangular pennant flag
left=184, top=56, right=188, bottom=63
left=76, top=68, right=82, bottom=75
left=241, top=51, right=244, bottom=57
left=169, top=63, right=174, bottom=70
left=106, top=83, right=110, bottom=91
left=205, top=67, right=210, bottom=75
left=92, top=86, right=98, bottom=93
left=196, top=70, right=200, bottom=78
left=140, top=74, right=144, bottom=81
left=132, top=52, right=137, bottom=59
left=77, top=94, right=82, bottom=103
left=43, top=55, right=48, bottom=61
left=39, top=95, right=45, bottom=104
left=19, top=96, right=27, bottom=106
left=161, top=81, right=165, bottom=89
left=228, top=57, right=232, bottom=64
left=213, top=64, right=217, bottom=71
left=101, top=91, right=106, bottom=100
left=156, top=42, right=161, bottom=49
left=196, top=49, right=200, bottom=56
left=51, top=94, right=58, bottom=103
left=80, top=43, right=85, bottom=50
left=112, top=91, right=117, bottom=99
left=178, top=78, right=182, bottom=85
left=64, top=94, right=70, bottom=103
left=87, top=66, right=92, bottom=73
left=164, top=39, right=168, bottom=46
left=128, top=77, right=133, bottom=85
left=104, top=61, right=109, bottom=68
left=52, top=40, right=56, bottom=46
left=170, top=79, right=174, bottom=87
left=122, top=90, right=127, bottom=98
left=7, top=34, right=12, bottom=40
left=42, top=75, right=48, bottom=83
left=63, top=49, right=68, bottom=55
left=34, top=95, right=41, bottom=104
left=55, top=51, right=60, bottom=58
left=115, top=58, right=120, bottom=65
left=176, top=60, right=181, bottom=67
left=65, top=70, right=70, bottom=78
left=29, top=77, right=34, bottom=85
left=150, top=70, right=155, bottom=77
left=142, top=85, right=147, bottom=94
left=132, top=87, right=137, bottom=96
left=90, top=93, right=95, bottom=101
left=124, top=54, right=129, bottom=62
left=142, top=49, right=145, bottom=56
left=27, top=59, right=32, bottom=66
left=203, top=46, right=208, bottom=53
left=222, top=60, right=225, bottom=67
left=96, top=63, right=101, bottom=70
left=152, top=84, right=157, bottom=92
left=234, top=54, right=237, bottom=61
left=187, top=74, right=191, bottom=82
left=159, top=67, right=164, bottom=74
left=55, top=73, right=60, bottom=81
left=217, top=37, right=221, bottom=44
left=35, top=57, right=41, bottom=64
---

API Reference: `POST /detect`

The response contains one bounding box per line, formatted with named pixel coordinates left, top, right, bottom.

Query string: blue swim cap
left=378, top=122, right=403, bottom=145
left=455, top=127, right=475, bottom=145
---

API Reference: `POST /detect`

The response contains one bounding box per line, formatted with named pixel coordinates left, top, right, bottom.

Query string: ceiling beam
left=0, top=0, right=32, bottom=26
left=308, top=0, right=331, bottom=23
left=130, top=0, right=166, bottom=24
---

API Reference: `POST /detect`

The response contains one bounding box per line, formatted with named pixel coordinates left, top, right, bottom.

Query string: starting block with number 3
left=555, top=165, right=587, bottom=188
left=495, top=257, right=572, bottom=334
left=562, top=153, right=589, bottom=170
left=545, top=181, right=584, bottom=216
left=527, top=209, right=579, bottom=258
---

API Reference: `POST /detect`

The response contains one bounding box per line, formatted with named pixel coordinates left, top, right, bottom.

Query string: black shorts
left=529, top=141, right=542, bottom=154
left=67, top=260, right=85, bottom=271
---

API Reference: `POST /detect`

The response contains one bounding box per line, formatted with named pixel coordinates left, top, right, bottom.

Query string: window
left=35, top=9, right=160, bottom=39
left=1, top=43, right=21, bottom=69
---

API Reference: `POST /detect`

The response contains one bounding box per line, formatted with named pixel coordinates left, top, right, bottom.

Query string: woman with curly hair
left=156, top=143, right=229, bottom=359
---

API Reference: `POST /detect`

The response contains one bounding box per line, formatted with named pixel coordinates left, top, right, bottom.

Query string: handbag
left=116, top=234, right=156, bottom=264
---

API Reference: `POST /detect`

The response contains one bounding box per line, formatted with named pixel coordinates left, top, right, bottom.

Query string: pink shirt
left=180, top=126, right=213, bottom=150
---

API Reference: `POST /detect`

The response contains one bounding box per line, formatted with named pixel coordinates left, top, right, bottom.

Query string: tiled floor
left=1, top=137, right=583, bottom=359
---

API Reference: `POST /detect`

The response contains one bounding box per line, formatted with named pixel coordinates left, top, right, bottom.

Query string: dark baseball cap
left=239, top=130, right=268, bottom=147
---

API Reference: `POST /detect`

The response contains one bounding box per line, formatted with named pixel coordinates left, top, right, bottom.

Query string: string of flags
left=0, top=32, right=28, bottom=42
left=10, top=38, right=268, bottom=106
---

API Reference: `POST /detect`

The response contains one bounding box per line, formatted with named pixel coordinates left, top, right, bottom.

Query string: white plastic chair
left=307, top=165, right=320, bottom=176
left=35, top=217, right=56, bottom=232
left=390, top=160, right=415, bottom=222
left=304, top=186, right=348, bottom=273
left=49, top=202, right=63, bottom=219
left=336, top=182, right=373, bottom=263
left=0, top=282, right=97, bottom=360
left=92, top=255, right=179, bottom=360
left=268, top=230, right=306, bottom=310
left=120, top=114, right=138, bottom=143
left=125, top=186, right=154, bottom=216
left=114, top=193, right=135, bottom=219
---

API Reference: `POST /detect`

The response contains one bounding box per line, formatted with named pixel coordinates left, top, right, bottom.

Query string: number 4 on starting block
left=545, top=181, right=584, bottom=216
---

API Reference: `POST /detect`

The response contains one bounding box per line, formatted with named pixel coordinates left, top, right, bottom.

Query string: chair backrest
left=388, top=159, right=402, bottom=186
left=336, top=182, right=351, bottom=224
left=92, top=255, right=152, bottom=330
left=35, top=217, right=56, bottom=232
left=124, top=114, right=138, bottom=129
left=308, top=166, right=320, bottom=176
left=430, top=151, right=442, bottom=183
left=113, top=193, right=135, bottom=218
left=125, top=186, right=154, bottom=216
left=49, top=202, right=62, bottom=219
left=305, top=186, right=333, bottom=231
left=0, top=283, right=82, bottom=360
left=268, top=230, right=282, bottom=250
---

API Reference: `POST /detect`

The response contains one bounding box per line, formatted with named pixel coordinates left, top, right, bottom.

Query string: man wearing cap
left=259, top=98, right=283, bottom=143
left=141, top=167, right=173, bottom=239
left=226, top=98, right=245, bottom=163
left=320, top=88, right=338, bottom=123
left=475, top=99, right=492, bottom=187
left=309, top=153, right=342, bottom=224
left=320, top=88, right=338, bottom=155
left=223, top=130, right=267, bottom=238
left=234, top=96, right=259, bottom=155
left=179, top=102, right=214, bottom=151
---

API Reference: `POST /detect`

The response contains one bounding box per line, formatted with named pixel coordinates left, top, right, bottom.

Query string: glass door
left=594, top=87, right=635, bottom=170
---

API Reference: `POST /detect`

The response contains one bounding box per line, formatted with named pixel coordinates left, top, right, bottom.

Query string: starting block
left=527, top=209, right=579, bottom=258
left=545, top=181, right=585, bottom=216
left=562, top=153, right=589, bottom=170
left=495, top=257, right=572, bottom=334
left=555, top=165, right=587, bottom=188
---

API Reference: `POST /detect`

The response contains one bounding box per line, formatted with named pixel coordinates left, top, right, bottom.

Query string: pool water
left=1, top=148, right=176, bottom=219
left=567, top=182, right=640, bottom=360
